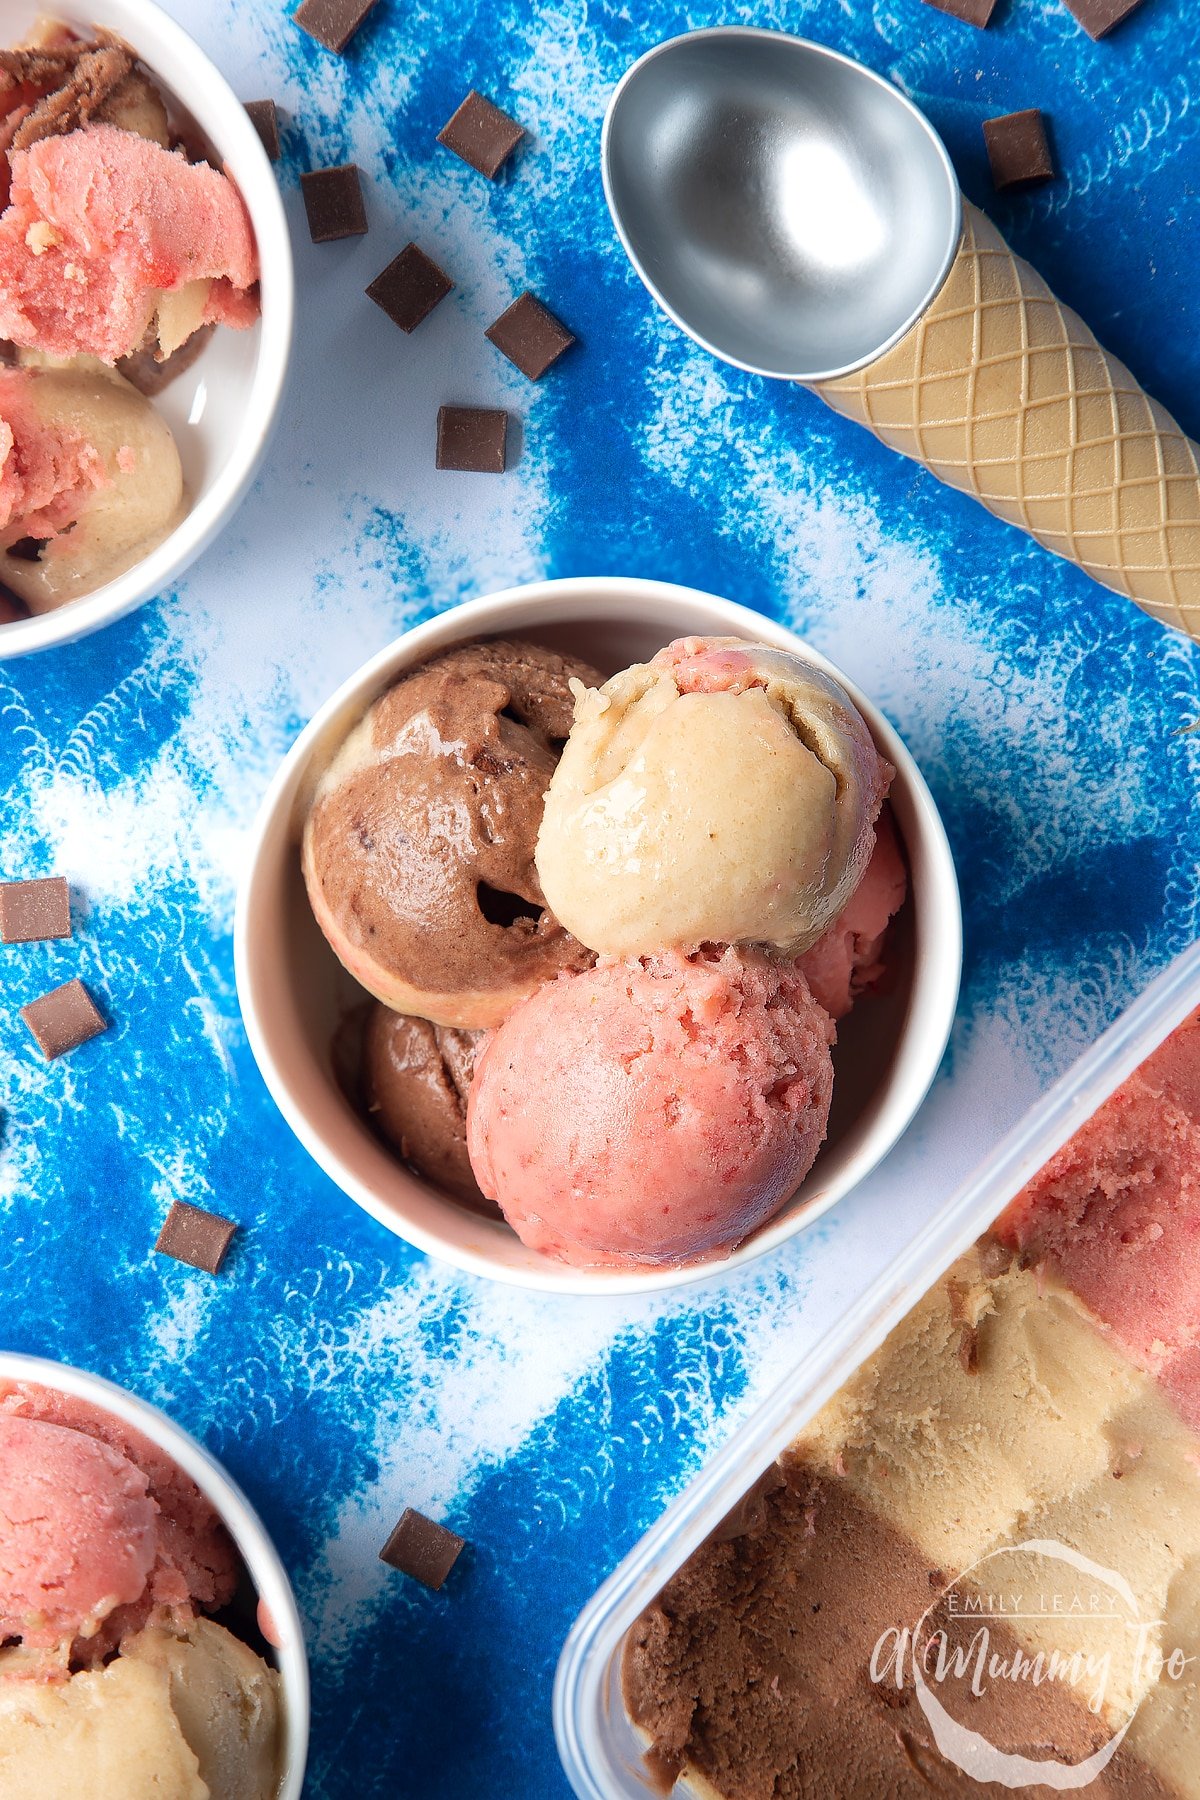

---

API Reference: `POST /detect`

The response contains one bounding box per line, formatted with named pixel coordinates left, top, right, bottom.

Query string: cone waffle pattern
left=817, top=204, right=1200, bottom=642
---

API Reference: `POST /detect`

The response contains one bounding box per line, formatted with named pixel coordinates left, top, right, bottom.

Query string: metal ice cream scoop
left=603, top=27, right=1200, bottom=642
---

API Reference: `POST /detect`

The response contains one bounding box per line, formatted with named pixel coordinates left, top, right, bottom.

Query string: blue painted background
left=1, top=1, right=1199, bottom=1794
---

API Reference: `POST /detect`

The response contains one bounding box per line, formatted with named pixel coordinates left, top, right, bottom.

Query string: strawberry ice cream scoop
left=0, top=1383, right=236, bottom=1662
left=0, top=1416, right=156, bottom=1651
left=0, top=365, right=105, bottom=545
left=0, top=123, right=258, bottom=362
left=467, top=946, right=835, bottom=1268
left=796, top=806, right=907, bottom=1020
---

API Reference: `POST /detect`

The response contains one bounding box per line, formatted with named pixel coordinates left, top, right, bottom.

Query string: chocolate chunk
left=20, top=978, right=106, bottom=1058
left=301, top=164, right=368, bottom=242
left=436, top=405, right=508, bottom=473
left=1062, top=0, right=1146, bottom=36
left=379, top=1508, right=464, bottom=1589
left=437, top=90, right=524, bottom=179
left=485, top=292, right=575, bottom=381
left=155, top=1201, right=237, bottom=1275
left=921, top=0, right=999, bottom=24
left=983, top=109, right=1056, bottom=189
left=0, top=877, right=71, bottom=944
left=367, top=244, right=453, bottom=333
left=294, top=0, right=379, bottom=53
left=118, top=326, right=214, bottom=398
left=245, top=99, right=281, bottom=161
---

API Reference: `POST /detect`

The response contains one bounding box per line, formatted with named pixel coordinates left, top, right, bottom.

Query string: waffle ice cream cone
left=817, top=203, right=1200, bottom=643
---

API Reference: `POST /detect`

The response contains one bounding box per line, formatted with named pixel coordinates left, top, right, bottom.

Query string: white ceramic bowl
left=0, top=1350, right=309, bottom=1796
left=0, top=0, right=293, bottom=658
left=236, top=577, right=963, bottom=1295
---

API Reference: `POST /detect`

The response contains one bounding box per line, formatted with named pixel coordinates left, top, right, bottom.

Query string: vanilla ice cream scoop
left=535, top=636, right=893, bottom=958
left=0, top=1621, right=282, bottom=1800
left=0, top=1649, right=209, bottom=1799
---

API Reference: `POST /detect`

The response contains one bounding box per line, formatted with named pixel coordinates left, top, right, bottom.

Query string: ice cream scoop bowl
left=0, top=1351, right=309, bottom=1797
left=0, top=0, right=293, bottom=658
left=604, top=28, right=1200, bottom=642
left=237, top=577, right=962, bottom=1297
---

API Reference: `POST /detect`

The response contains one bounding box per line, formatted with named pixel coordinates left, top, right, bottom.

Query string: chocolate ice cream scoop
left=362, top=1006, right=493, bottom=1214
left=0, top=38, right=169, bottom=159
left=303, top=639, right=599, bottom=1029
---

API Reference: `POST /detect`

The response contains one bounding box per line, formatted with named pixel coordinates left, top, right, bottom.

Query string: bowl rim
left=0, top=0, right=295, bottom=660
left=0, top=1349, right=310, bottom=1795
left=235, top=575, right=963, bottom=1296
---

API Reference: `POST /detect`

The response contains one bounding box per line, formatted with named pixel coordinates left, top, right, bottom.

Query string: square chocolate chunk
left=20, top=978, right=106, bottom=1059
left=921, top=0, right=999, bottom=24
left=301, top=164, right=368, bottom=242
left=983, top=109, right=1056, bottom=189
left=367, top=244, right=453, bottom=333
left=436, top=406, right=508, bottom=473
left=156, top=1201, right=237, bottom=1275
left=1062, top=0, right=1146, bottom=36
left=485, top=292, right=575, bottom=381
left=245, top=99, right=281, bottom=161
left=437, top=90, right=524, bottom=179
left=380, top=1508, right=465, bottom=1589
left=0, top=876, right=71, bottom=943
left=294, top=0, right=379, bottom=53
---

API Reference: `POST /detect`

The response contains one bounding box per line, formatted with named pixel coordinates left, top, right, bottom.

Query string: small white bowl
left=0, top=1350, right=309, bottom=1796
left=0, top=0, right=293, bottom=659
left=236, top=577, right=963, bottom=1296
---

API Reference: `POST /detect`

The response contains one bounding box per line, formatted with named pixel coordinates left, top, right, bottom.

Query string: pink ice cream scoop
left=0, top=1383, right=237, bottom=1663
left=0, top=1415, right=157, bottom=1652
left=467, top=946, right=836, bottom=1268
left=996, top=1007, right=1200, bottom=1428
left=0, top=366, right=105, bottom=548
left=0, top=123, right=258, bottom=362
left=796, top=806, right=907, bottom=1020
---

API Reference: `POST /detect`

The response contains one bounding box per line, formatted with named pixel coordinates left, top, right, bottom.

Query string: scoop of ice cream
left=0, top=1647, right=208, bottom=1799
left=536, top=636, right=893, bottom=959
left=795, top=805, right=907, bottom=1019
left=0, top=1382, right=236, bottom=1659
left=122, top=1620, right=283, bottom=1800
left=0, top=122, right=259, bottom=362
left=995, top=1006, right=1200, bottom=1418
left=0, top=363, right=183, bottom=611
left=303, top=639, right=600, bottom=1030
left=0, top=364, right=106, bottom=543
left=467, top=946, right=835, bottom=1268
left=0, top=1415, right=156, bottom=1652
left=363, top=1005, right=492, bottom=1212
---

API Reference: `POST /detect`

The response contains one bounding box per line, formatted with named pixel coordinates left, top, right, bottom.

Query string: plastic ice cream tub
left=0, top=1351, right=309, bottom=1799
left=0, top=0, right=293, bottom=657
left=553, top=936, right=1200, bottom=1799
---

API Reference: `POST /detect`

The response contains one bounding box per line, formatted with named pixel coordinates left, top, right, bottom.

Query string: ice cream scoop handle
left=815, top=202, right=1200, bottom=643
